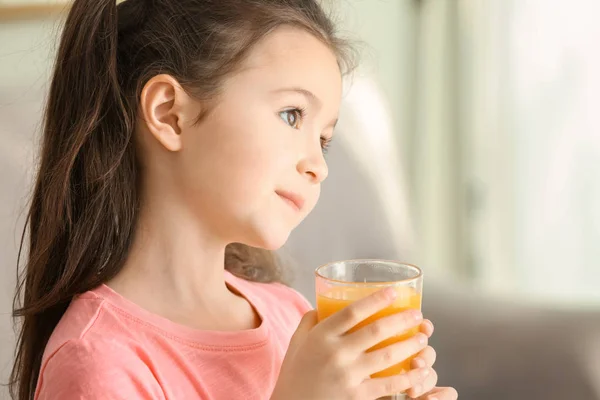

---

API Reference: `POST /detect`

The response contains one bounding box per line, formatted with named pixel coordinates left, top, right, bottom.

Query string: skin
left=107, top=26, right=457, bottom=400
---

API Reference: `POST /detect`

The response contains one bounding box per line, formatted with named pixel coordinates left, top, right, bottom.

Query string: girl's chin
left=244, top=227, right=293, bottom=251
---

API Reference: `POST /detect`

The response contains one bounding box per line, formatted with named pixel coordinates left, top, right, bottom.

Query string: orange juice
left=317, top=286, right=422, bottom=378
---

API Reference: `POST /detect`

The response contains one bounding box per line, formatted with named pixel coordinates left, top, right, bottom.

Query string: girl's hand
left=271, top=288, right=445, bottom=400
left=405, top=319, right=458, bottom=400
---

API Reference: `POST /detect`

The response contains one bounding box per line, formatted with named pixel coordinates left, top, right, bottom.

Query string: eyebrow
left=272, top=87, right=338, bottom=129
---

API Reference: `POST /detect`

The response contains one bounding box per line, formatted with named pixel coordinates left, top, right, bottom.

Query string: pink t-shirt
left=35, top=271, right=312, bottom=400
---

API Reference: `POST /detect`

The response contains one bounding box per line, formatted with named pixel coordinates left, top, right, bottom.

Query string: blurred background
left=1, top=0, right=599, bottom=399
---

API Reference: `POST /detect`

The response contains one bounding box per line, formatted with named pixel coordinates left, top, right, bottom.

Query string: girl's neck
left=106, top=192, right=259, bottom=331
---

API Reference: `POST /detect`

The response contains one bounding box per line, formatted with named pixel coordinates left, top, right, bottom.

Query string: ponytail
left=10, top=1, right=137, bottom=398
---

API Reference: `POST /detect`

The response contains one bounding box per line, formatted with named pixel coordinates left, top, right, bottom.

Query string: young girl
left=10, top=0, right=458, bottom=399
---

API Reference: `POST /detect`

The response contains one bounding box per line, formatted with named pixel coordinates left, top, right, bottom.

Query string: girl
left=10, top=0, right=458, bottom=399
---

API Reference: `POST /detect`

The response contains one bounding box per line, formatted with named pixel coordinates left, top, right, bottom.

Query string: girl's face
left=166, top=27, right=343, bottom=250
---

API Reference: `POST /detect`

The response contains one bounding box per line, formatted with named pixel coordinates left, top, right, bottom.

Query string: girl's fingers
left=417, top=386, right=459, bottom=400
left=406, top=368, right=438, bottom=398
left=411, top=346, right=437, bottom=369
left=420, top=319, right=435, bottom=337
left=320, top=288, right=398, bottom=335
left=360, top=333, right=428, bottom=376
left=344, top=309, right=423, bottom=351
left=359, top=367, right=431, bottom=399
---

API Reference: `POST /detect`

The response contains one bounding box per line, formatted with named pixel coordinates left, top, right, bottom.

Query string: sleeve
left=35, top=339, right=164, bottom=400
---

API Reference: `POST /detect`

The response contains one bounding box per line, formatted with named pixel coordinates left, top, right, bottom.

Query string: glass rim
left=314, top=259, right=423, bottom=286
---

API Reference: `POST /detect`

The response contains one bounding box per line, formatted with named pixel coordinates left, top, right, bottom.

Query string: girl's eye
left=279, top=108, right=305, bottom=129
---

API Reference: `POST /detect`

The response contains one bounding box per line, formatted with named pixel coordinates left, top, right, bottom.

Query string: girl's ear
left=139, top=74, right=192, bottom=152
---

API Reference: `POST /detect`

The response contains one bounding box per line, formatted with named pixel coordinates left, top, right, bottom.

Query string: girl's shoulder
left=42, top=289, right=108, bottom=361
left=226, top=271, right=313, bottom=316
left=41, top=287, right=145, bottom=367
left=227, top=273, right=312, bottom=341
left=36, top=289, right=163, bottom=399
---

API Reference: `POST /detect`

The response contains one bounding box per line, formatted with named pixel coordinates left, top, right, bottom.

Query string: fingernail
left=421, top=368, right=431, bottom=378
left=414, top=357, right=426, bottom=368
left=413, top=310, right=423, bottom=322
left=417, top=333, right=427, bottom=344
left=384, top=288, right=397, bottom=300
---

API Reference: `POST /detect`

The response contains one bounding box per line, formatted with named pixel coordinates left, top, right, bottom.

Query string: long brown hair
left=9, top=0, right=354, bottom=398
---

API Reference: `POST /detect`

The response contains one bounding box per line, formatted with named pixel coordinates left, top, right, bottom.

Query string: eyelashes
left=320, top=136, right=332, bottom=154
left=278, top=107, right=333, bottom=154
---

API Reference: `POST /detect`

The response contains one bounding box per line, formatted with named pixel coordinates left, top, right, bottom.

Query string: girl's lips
left=275, top=190, right=305, bottom=211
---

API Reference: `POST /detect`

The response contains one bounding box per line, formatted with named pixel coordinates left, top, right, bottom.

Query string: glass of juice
left=315, top=259, right=423, bottom=400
